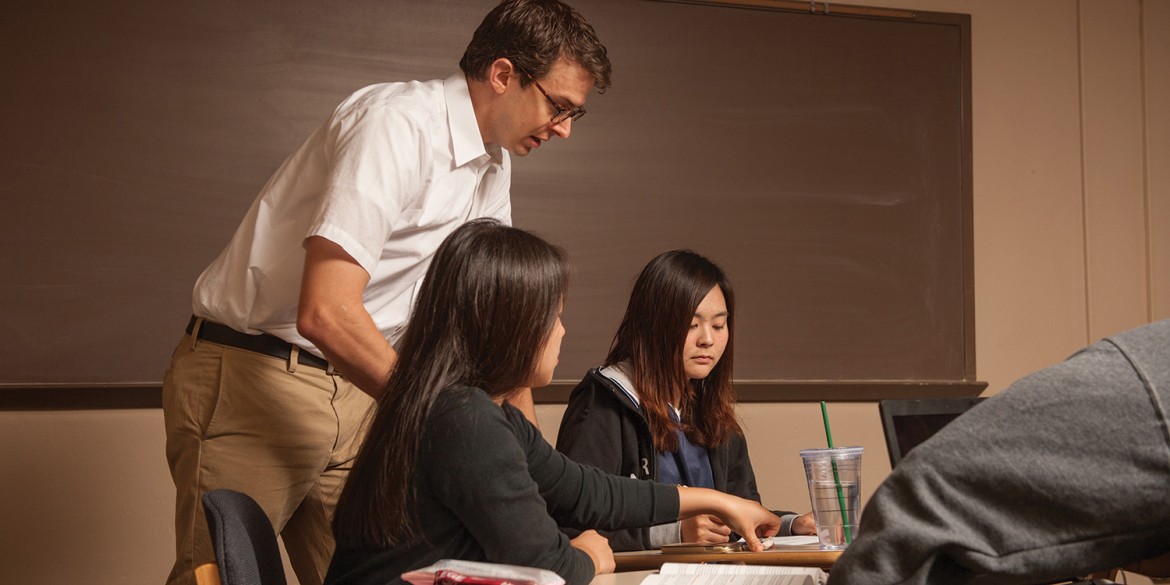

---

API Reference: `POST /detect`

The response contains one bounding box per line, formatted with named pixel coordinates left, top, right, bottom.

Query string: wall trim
left=0, top=380, right=987, bottom=411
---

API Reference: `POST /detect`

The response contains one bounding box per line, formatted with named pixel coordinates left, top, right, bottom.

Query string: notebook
left=878, top=398, right=983, bottom=467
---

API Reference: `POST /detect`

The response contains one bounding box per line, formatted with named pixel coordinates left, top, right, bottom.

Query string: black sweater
left=325, top=385, right=679, bottom=585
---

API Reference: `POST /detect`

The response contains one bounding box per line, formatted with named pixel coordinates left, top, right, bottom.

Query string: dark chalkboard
left=0, top=0, right=975, bottom=399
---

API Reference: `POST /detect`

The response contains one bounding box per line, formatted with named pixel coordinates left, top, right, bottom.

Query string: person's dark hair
left=460, top=0, right=612, bottom=93
left=605, top=250, right=739, bottom=452
left=333, top=218, right=570, bottom=548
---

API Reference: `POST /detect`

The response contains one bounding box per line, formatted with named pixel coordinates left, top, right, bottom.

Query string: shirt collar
left=444, top=73, right=502, bottom=167
left=599, top=363, right=641, bottom=408
left=599, top=363, right=681, bottom=416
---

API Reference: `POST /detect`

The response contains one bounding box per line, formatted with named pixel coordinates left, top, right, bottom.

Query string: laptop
left=879, top=397, right=984, bottom=467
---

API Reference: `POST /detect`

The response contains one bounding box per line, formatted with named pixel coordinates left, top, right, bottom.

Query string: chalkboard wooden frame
left=0, top=0, right=982, bottom=409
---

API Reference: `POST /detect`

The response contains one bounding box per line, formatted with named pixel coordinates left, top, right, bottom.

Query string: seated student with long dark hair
left=557, top=250, right=816, bottom=551
left=325, top=221, right=781, bottom=585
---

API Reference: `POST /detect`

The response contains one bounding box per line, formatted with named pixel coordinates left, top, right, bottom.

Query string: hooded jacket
left=555, top=366, right=798, bottom=551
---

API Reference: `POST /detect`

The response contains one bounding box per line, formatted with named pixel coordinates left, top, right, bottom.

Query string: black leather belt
left=186, top=316, right=330, bottom=370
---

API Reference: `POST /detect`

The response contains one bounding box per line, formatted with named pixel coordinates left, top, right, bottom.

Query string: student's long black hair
left=605, top=250, right=739, bottom=452
left=333, top=219, right=570, bottom=548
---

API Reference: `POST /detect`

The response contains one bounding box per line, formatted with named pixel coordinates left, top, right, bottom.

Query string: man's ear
left=488, top=57, right=517, bottom=95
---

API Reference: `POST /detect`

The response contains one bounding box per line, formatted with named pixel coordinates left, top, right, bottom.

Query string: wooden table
left=613, top=547, right=842, bottom=572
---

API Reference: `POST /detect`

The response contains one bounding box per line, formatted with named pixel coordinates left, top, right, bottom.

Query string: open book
left=641, top=562, right=827, bottom=585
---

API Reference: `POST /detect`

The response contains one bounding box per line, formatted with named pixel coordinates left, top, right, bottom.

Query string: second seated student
left=325, top=221, right=781, bottom=585
left=557, top=250, right=816, bottom=551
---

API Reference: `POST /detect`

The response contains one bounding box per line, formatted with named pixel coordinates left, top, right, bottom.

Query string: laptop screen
left=879, top=398, right=983, bottom=467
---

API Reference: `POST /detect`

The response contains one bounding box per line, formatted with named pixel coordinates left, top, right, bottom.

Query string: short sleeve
left=309, top=103, right=429, bottom=275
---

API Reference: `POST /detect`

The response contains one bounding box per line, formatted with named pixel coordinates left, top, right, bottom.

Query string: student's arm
left=531, top=404, right=780, bottom=551
left=426, top=390, right=599, bottom=585
left=676, top=486, right=780, bottom=552
left=515, top=401, right=778, bottom=567
left=569, top=530, right=614, bottom=576
left=721, top=432, right=816, bottom=537
left=297, top=236, right=396, bottom=398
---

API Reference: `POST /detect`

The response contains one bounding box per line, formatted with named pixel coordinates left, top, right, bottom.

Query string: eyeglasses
left=525, top=73, right=586, bottom=125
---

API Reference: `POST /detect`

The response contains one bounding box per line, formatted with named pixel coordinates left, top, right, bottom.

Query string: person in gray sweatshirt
left=828, top=320, right=1170, bottom=585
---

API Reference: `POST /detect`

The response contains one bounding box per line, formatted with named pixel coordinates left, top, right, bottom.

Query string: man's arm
left=297, top=236, right=396, bottom=398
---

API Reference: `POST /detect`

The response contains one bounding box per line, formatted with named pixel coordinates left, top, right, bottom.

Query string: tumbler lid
left=799, top=446, right=863, bottom=459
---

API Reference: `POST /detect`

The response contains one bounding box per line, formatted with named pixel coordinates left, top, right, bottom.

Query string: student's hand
left=677, top=487, right=780, bottom=552
left=681, top=514, right=732, bottom=544
left=570, top=530, right=614, bottom=575
left=678, top=486, right=776, bottom=549
left=719, top=498, right=781, bottom=551
left=790, top=512, right=817, bottom=535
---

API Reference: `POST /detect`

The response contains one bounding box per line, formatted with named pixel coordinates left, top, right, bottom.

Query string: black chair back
left=201, top=489, right=288, bottom=585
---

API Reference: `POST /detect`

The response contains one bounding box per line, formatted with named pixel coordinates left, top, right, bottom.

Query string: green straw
left=820, top=401, right=852, bottom=545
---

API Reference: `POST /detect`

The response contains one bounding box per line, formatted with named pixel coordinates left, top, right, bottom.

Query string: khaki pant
left=162, top=331, right=374, bottom=585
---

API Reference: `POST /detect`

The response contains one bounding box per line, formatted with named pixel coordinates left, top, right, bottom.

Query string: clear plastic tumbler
left=800, top=446, right=863, bottom=550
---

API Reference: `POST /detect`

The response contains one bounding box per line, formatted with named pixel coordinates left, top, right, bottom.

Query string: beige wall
left=718, top=0, right=1170, bottom=514
left=1, top=0, right=1167, bottom=583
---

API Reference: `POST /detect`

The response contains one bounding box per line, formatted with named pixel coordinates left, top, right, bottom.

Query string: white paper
left=766, top=535, right=821, bottom=547
left=641, top=562, right=827, bottom=585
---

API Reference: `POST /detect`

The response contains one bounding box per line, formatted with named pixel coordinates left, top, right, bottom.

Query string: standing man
left=162, top=2, right=612, bottom=584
